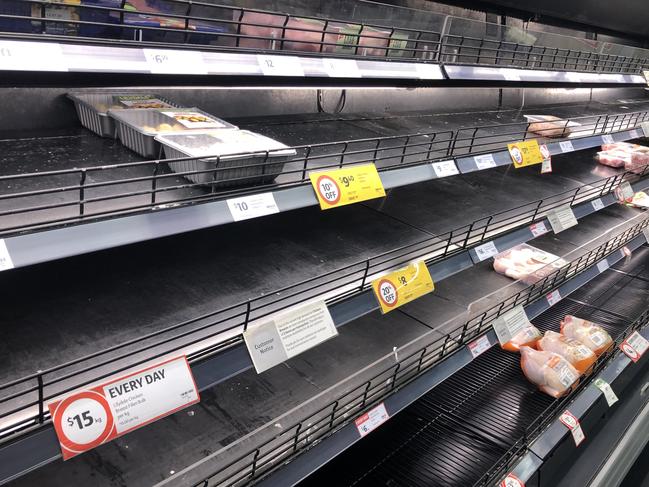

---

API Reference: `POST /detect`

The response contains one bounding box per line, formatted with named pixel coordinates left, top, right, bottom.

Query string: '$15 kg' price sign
left=309, top=163, right=386, bottom=210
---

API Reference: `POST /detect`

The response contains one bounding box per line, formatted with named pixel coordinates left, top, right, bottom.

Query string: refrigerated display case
left=2, top=1, right=649, bottom=486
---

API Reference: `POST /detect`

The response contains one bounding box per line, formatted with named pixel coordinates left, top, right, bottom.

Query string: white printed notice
left=49, top=356, right=199, bottom=460
left=547, top=205, right=578, bottom=233
left=492, top=306, right=531, bottom=345
left=0, top=239, right=14, bottom=271
left=244, top=301, right=338, bottom=373
left=227, top=193, right=279, bottom=222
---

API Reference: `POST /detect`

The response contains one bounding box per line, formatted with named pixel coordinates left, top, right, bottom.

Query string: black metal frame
left=185, top=219, right=649, bottom=487
left=2, top=1, right=648, bottom=75
left=1, top=109, right=646, bottom=238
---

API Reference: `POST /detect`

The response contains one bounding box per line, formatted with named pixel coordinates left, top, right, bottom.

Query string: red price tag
left=559, top=410, right=585, bottom=447
left=500, top=473, right=525, bottom=487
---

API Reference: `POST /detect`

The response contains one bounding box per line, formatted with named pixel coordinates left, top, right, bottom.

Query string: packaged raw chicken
left=596, top=149, right=630, bottom=168
left=501, top=323, right=542, bottom=352
left=524, top=115, right=573, bottom=138
left=520, top=346, right=580, bottom=398
left=537, top=330, right=597, bottom=374
left=600, top=141, right=643, bottom=152
left=493, top=244, right=567, bottom=285
left=560, top=315, right=613, bottom=356
left=626, top=147, right=649, bottom=175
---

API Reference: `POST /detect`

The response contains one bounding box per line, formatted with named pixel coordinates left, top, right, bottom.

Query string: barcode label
left=474, top=154, right=497, bottom=170
left=474, top=241, right=499, bottom=262
left=591, top=199, right=605, bottom=211
left=559, top=141, right=574, bottom=153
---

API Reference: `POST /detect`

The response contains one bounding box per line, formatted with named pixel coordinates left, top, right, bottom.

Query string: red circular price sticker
left=510, top=146, right=523, bottom=165
left=500, top=473, right=525, bottom=487
left=50, top=390, right=115, bottom=458
left=315, top=175, right=341, bottom=206
left=621, top=342, right=640, bottom=361
left=377, top=279, right=398, bottom=308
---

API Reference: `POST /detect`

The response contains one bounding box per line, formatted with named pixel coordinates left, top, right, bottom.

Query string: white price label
left=474, top=241, right=499, bottom=262
left=355, top=403, right=389, bottom=437
left=541, top=158, right=552, bottom=174
left=530, top=222, right=548, bottom=237
left=143, top=49, right=207, bottom=74
left=591, top=198, right=605, bottom=211
left=641, top=122, right=649, bottom=137
left=468, top=334, right=492, bottom=358
left=630, top=129, right=641, bottom=139
left=415, top=63, right=444, bottom=79
left=602, top=134, right=614, bottom=145
left=616, top=181, right=634, bottom=201
left=431, top=160, right=459, bottom=178
left=644, top=227, right=649, bottom=243
left=257, top=55, right=304, bottom=77
left=559, top=410, right=585, bottom=447
left=546, top=289, right=561, bottom=306
left=474, top=154, right=497, bottom=170
left=559, top=141, right=575, bottom=153
left=547, top=206, right=578, bottom=233
left=244, top=301, right=338, bottom=373
left=620, top=331, right=649, bottom=362
left=596, top=259, right=610, bottom=273
left=227, top=193, right=279, bottom=222
left=0, top=41, right=67, bottom=72
left=0, top=239, right=14, bottom=271
left=492, top=306, right=531, bottom=345
left=566, top=72, right=582, bottom=82
left=322, top=58, right=361, bottom=78
left=501, top=68, right=521, bottom=81
left=593, top=378, right=618, bottom=407
left=49, top=356, right=199, bottom=460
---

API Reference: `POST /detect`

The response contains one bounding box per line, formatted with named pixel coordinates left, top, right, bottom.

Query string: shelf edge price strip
left=371, top=260, right=434, bottom=314
left=48, top=356, right=199, bottom=460
left=507, top=139, right=544, bottom=168
left=309, top=163, right=386, bottom=210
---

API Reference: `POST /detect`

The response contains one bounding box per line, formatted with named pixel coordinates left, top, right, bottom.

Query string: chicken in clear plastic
left=560, top=315, right=613, bottom=356
left=501, top=324, right=542, bottom=352
left=520, top=346, right=580, bottom=398
left=493, top=244, right=567, bottom=285
left=537, top=330, right=597, bottom=374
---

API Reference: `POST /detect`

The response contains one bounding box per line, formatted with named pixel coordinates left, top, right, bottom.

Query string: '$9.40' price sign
left=309, top=163, right=386, bottom=210
left=371, top=261, right=435, bottom=313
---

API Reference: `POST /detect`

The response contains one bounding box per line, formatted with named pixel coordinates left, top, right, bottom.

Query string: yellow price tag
left=507, top=139, right=544, bottom=168
left=309, top=163, right=386, bottom=210
left=371, top=261, right=434, bottom=314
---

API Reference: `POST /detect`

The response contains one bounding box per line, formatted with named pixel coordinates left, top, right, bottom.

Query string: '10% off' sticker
left=309, top=163, right=386, bottom=210
left=371, top=261, right=435, bottom=313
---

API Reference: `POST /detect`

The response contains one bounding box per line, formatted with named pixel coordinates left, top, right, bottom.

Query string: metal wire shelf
left=1, top=108, right=646, bottom=238
left=1, top=1, right=648, bottom=75
left=187, top=218, right=649, bottom=487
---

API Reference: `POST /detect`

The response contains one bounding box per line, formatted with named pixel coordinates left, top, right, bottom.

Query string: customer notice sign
left=49, top=356, right=199, bottom=460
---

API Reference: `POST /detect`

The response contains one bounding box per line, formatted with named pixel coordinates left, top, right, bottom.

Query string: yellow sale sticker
left=309, top=163, right=386, bottom=210
left=372, top=261, right=434, bottom=313
left=507, top=139, right=544, bottom=168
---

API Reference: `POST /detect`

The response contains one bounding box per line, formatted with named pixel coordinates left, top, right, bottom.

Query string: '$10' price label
left=309, top=163, right=386, bottom=210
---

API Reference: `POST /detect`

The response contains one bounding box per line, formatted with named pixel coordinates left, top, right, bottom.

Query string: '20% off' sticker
left=371, top=261, right=435, bottom=313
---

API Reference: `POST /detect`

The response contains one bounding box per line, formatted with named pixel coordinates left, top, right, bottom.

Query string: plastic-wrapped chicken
left=537, top=330, right=597, bottom=374
left=520, top=346, right=580, bottom=398
left=501, top=324, right=542, bottom=352
left=493, top=244, right=567, bottom=285
left=560, top=315, right=613, bottom=356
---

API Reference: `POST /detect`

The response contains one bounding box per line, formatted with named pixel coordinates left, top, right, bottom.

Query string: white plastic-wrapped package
left=520, top=346, right=580, bottom=398
left=560, top=315, right=613, bottom=356
left=493, top=244, right=567, bottom=285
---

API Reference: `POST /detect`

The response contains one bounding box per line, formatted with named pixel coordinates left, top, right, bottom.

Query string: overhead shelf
left=1, top=2, right=648, bottom=85
left=2, top=99, right=649, bottom=270
left=2, top=185, right=647, bottom=485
